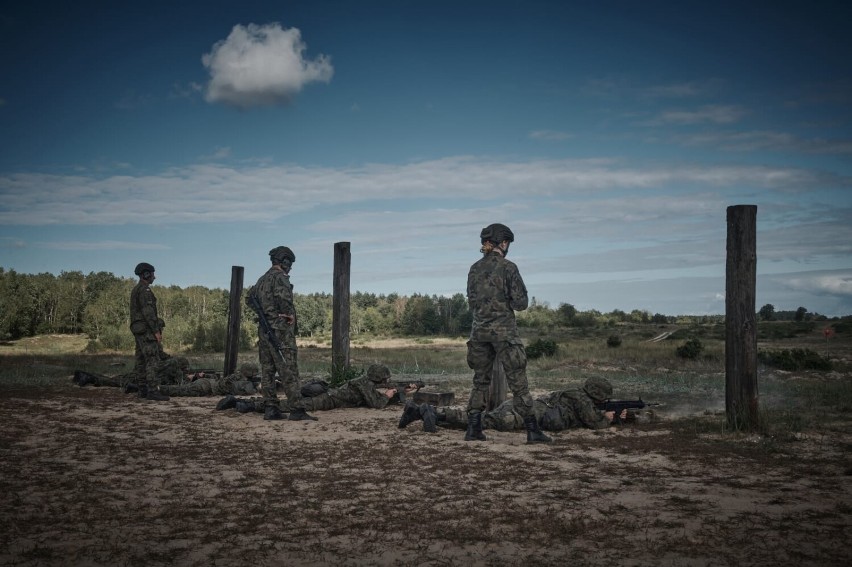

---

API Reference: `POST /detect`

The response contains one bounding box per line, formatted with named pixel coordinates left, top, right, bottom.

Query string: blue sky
left=1, top=0, right=851, bottom=316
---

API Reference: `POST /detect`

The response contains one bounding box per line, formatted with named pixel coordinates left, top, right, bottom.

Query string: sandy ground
left=0, top=376, right=850, bottom=567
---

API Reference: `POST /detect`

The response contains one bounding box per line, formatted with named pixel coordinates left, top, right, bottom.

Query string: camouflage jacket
left=129, top=281, right=160, bottom=336
left=252, top=267, right=296, bottom=332
left=467, top=251, right=528, bottom=342
left=537, top=389, right=612, bottom=430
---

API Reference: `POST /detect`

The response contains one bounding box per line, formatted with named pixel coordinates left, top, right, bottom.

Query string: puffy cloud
left=202, top=23, right=333, bottom=108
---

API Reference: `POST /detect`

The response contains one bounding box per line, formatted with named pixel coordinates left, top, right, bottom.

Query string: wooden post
left=224, top=265, right=244, bottom=377
left=332, top=242, right=351, bottom=378
left=725, top=205, right=759, bottom=431
left=487, top=360, right=508, bottom=410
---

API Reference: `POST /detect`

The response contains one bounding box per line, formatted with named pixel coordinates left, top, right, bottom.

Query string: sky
left=1, top=0, right=851, bottom=316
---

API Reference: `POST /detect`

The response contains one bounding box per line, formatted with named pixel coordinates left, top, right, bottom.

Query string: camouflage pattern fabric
left=299, top=374, right=392, bottom=411
left=160, top=373, right=257, bottom=397
left=129, top=280, right=165, bottom=389
left=465, top=250, right=533, bottom=418
left=439, top=388, right=612, bottom=431
left=252, top=266, right=305, bottom=411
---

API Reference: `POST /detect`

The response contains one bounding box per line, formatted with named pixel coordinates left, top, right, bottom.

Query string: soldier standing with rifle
left=247, top=246, right=316, bottom=421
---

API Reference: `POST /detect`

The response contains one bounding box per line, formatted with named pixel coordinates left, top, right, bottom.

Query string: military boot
left=263, top=406, right=284, bottom=420
left=397, top=401, right=422, bottom=429
left=420, top=404, right=437, bottom=433
left=288, top=408, right=318, bottom=421
left=523, top=415, right=552, bottom=444
left=123, top=383, right=139, bottom=394
left=464, top=411, right=486, bottom=441
left=145, top=387, right=170, bottom=402
left=137, top=384, right=149, bottom=399
left=215, top=395, right=237, bottom=411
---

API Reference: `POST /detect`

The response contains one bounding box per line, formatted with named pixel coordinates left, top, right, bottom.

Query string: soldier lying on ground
left=72, top=357, right=195, bottom=400
left=398, top=377, right=631, bottom=442
left=215, top=364, right=418, bottom=414
left=73, top=360, right=259, bottom=398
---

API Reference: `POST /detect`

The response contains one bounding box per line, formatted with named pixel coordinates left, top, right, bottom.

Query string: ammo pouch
left=300, top=379, right=330, bottom=397
left=129, top=321, right=147, bottom=335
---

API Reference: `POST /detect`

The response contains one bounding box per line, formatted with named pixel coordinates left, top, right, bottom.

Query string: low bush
left=676, top=338, right=703, bottom=359
left=527, top=338, right=558, bottom=359
left=606, top=335, right=622, bottom=348
left=758, top=348, right=832, bottom=371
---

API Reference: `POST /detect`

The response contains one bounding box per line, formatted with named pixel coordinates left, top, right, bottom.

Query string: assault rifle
left=186, top=368, right=221, bottom=381
left=382, top=379, right=454, bottom=405
left=594, top=398, right=660, bottom=425
left=246, top=292, right=293, bottom=363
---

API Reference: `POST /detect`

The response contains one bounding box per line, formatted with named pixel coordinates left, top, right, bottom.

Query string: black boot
left=464, top=411, right=486, bottom=441
left=137, top=384, right=149, bottom=399
left=123, top=383, right=139, bottom=394
left=145, top=387, right=170, bottom=402
left=420, top=404, right=437, bottom=433
left=215, top=395, right=237, bottom=411
left=288, top=408, right=318, bottom=421
left=236, top=400, right=260, bottom=413
left=398, top=401, right=422, bottom=429
left=524, top=415, right=552, bottom=444
left=264, top=405, right=284, bottom=420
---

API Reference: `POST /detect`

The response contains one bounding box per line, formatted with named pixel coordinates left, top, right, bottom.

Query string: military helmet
left=583, top=377, right=613, bottom=402
left=366, top=364, right=391, bottom=383
left=134, top=262, right=155, bottom=276
left=480, top=223, right=515, bottom=245
left=176, top=357, right=190, bottom=371
left=269, top=246, right=296, bottom=264
left=239, top=363, right=258, bottom=376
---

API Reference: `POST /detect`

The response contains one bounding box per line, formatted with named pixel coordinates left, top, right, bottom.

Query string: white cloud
left=202, top=23, right=333, bottom=108
left=653, top=104, right=746, bottom=125
left=529, top=130, right=572, bottom=141
left=786, top=272, right=852, bottom=297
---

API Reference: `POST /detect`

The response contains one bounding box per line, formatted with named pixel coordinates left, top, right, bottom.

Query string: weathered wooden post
left=332, top=242, right=351, bottom=378
left=725, top=205, right=759, bottom=431
left=224, top=265, right=244, bottom=377
left=487, top=361, right=508, bottom=410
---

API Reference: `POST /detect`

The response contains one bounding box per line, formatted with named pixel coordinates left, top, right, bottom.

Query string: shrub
left=527, top=338, right=558, bottom=359
left=606, top=335, right=622, bottom=348
left=676, top=338, right=703, bottom=359
left=758, top=348, right=832, bottom=371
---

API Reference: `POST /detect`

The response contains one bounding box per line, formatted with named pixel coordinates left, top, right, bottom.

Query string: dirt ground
left=0, top=370, right=850, bottom=567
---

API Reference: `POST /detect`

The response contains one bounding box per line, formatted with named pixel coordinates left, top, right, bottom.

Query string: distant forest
left=0, top=267, right=837, bottom=353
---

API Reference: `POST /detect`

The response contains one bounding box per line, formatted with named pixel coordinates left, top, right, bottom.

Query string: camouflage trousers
left=441, top=400, right=548, bottom=431
left=133, top=333, right=162, bottom=388
left=257, top=329, right=305, bottom=411
left=465, top=339, right=533, bottom=418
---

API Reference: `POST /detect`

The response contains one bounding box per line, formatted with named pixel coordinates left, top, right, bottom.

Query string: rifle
left=186, top=368, right=221, bottom=381
left=246, top=292, right=293, bottom=363
left=383, top=379, right=452, bottom=404
left=594, top=399, right=660, bottom=424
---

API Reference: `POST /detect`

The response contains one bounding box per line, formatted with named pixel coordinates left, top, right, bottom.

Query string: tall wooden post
left=332, top=242, right=351, bottom=378
left=725, top=205, right=759, bottom=431
left=224, top=265, right=244, bottom=377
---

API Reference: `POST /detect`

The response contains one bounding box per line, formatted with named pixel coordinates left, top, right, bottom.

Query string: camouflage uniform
left=252, top=265, right=306, bottom=412
left=129, top=278, right=166, bottom=390
left=439, top=388, right=612, bottom=431
left=74, top=357, right=191, bottom=389
left=466, top=249, right=533, bottom=418
left=160, top=365, right=259, bottom=397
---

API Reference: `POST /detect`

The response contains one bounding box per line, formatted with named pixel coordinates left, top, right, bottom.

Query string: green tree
left=758, top=304, right=776, bottom=321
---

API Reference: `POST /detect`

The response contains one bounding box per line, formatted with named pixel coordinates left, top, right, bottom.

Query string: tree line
left=0, top=267, right=836, bottom=354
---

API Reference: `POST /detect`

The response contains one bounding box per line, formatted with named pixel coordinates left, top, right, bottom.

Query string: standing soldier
left=129, top=262, right=169, bottom=401
left=249, top=246, right=316, bottom=421
left=464, top=224, right=550, bottom=443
